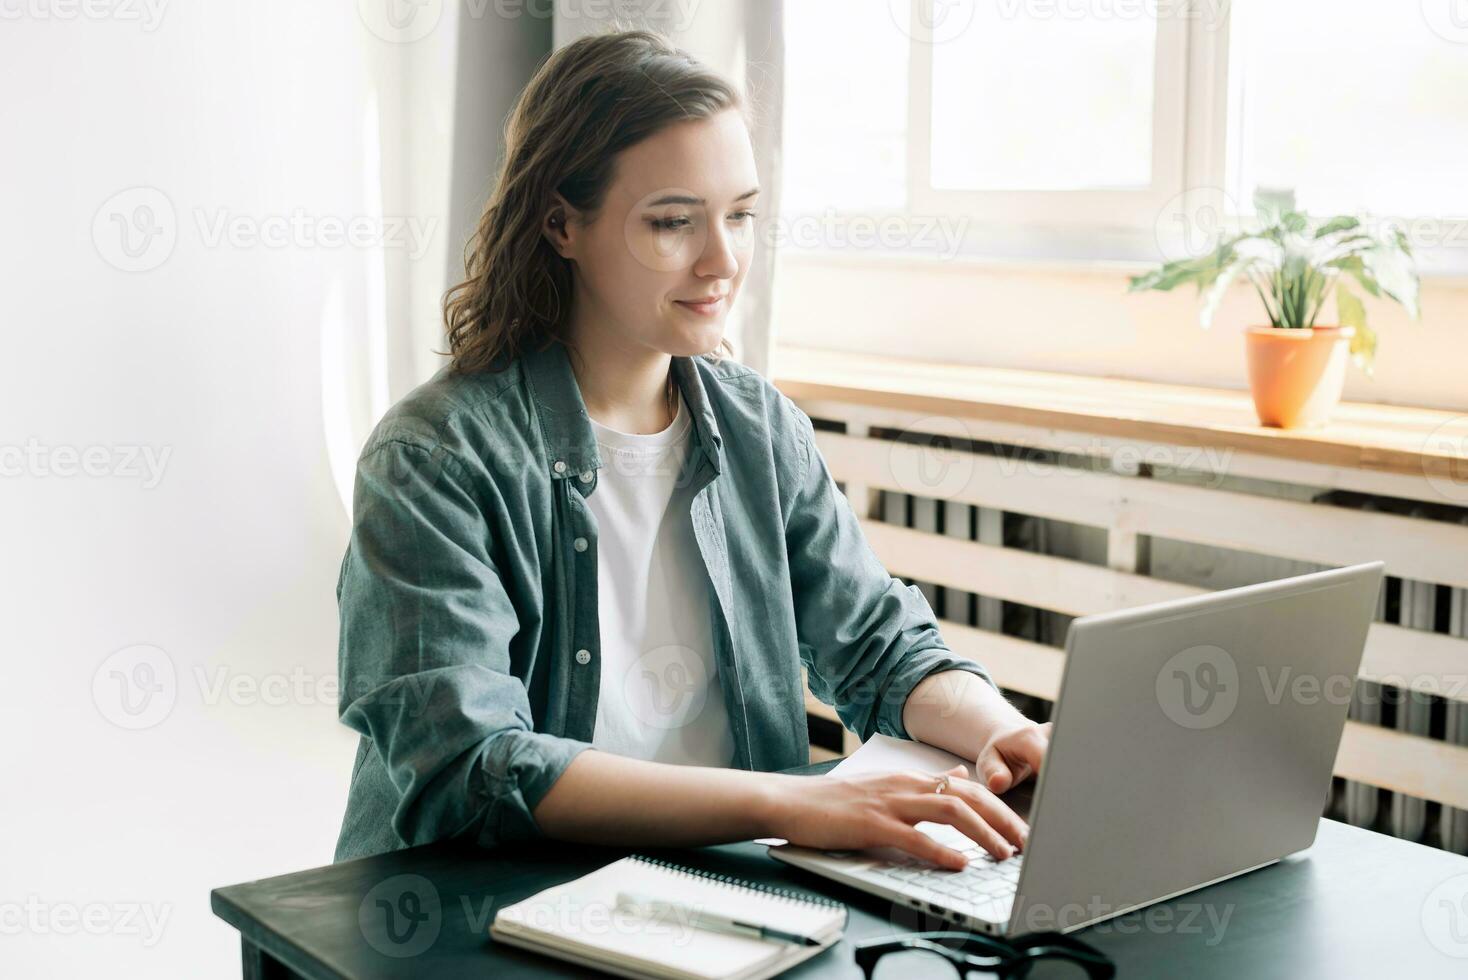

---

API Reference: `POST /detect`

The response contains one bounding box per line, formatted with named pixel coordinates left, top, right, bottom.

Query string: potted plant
left=1128, top=189, right=1421, bottom=428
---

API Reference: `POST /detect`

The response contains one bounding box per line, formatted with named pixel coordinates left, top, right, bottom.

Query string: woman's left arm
left=777, top=392, right=1051, bottom=793
left=902, top=668, right=1053, bottom=795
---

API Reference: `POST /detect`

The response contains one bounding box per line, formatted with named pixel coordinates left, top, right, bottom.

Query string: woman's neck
left=563, top=320, right=677, bottom=436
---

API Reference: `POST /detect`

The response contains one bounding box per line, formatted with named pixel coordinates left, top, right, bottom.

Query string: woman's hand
left=759, top=765, right=1029, bottom=870
left=976, top=719, right=1053, bottom=795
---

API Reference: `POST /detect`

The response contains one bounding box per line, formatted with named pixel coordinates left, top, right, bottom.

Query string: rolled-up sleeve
left=779, top=397, right=998, bottom=743
left=337, top=437, right=592, bottom=849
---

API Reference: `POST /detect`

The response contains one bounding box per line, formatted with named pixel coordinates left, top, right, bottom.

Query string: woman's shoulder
left=692, top=352, right=798, bottom=417
left=357, top=361, right=529, bottom=468
left=691, top=353, right=814, bottom=465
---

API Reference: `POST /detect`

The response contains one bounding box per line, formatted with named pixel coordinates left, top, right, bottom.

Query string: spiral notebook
left=490, top=854, right=847, bottom=980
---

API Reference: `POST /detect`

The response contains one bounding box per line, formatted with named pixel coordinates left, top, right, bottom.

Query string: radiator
left=833, top=419, right=1468, bottom=857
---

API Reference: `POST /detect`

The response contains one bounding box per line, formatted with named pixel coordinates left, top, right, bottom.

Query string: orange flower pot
left=1244, top=325, right=1355, bottom=428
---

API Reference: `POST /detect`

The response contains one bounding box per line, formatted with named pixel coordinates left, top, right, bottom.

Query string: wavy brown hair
left=443, top=28, right=746, bottom=375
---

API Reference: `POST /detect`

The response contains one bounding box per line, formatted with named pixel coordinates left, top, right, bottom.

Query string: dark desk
left=213, top=760, right=1468, bottom=978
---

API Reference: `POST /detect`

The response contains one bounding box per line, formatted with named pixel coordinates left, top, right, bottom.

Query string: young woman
left=334, top=29, right=1051, bottom=869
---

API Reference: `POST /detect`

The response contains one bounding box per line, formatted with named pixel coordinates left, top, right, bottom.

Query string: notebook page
left=493, top=856, right=843, bottom=980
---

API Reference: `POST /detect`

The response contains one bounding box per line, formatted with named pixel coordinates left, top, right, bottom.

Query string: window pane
left=1228, top=0, right=1468, bottom=217
left=782, top=0, right=909, bottom=211
left=930, top=4, right=1156, bottom=191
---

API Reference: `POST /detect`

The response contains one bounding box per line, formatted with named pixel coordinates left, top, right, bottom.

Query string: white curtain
left=554, top=2, right=786, bottom=378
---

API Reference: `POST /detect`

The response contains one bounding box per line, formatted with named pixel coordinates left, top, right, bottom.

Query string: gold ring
left=934, top=774, right=950, bottom=795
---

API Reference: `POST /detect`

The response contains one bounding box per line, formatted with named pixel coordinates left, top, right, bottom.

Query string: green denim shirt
left=333, top=339, right=996, bottom=861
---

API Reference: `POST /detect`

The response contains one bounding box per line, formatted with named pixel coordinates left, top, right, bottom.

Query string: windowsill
left=770, top=344, right=1468, bottom=483
left=778, top=246, right=1468, bottom=285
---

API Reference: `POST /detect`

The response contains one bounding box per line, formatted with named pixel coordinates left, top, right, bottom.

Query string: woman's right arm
left=533, top=750, right=1027, bottom=870
left=341, top=433, right=1025, bottom=866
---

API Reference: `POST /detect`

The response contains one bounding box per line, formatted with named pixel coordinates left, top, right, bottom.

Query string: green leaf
left=1254, top=187, right=1296, bottom=225
left=1127, top=238, right=1242, bottom=294
left=1199, top=257, right=1252, bottom=329
left=1362, top=239, right=1421, bottom=320
left=1336, top=283, right=1376, bottom=375
left=1313, top=216, right=1361, bottom=238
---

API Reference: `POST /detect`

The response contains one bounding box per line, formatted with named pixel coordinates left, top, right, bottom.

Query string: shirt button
left=575, top=648, right=591, bottom=665
left=552, top=460, right=567, bottom=474
left=578, top=470, right=593, bottom=483
left=573, top=537, right=588, bottom=552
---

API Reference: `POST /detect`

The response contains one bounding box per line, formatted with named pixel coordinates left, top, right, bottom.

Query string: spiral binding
left=628, top=854, right=846, bottom=912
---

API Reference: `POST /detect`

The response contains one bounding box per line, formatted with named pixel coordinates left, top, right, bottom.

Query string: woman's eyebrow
left=647, top=187, right=761, bottom=206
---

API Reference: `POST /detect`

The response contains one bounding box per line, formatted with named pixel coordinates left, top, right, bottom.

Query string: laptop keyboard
left=856, top=822, right=1023, bottom=922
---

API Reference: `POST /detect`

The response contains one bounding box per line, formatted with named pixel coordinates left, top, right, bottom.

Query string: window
left=1226, top=0, right=1468, bottom=219
left=782, top=0, right=1468, bottom=270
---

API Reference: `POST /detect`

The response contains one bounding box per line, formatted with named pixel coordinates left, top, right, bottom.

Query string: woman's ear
left=541, top=193, right=579, bottom=259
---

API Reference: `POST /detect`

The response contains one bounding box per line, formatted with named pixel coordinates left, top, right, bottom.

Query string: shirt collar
left=522, top=339, right=724, bottom=481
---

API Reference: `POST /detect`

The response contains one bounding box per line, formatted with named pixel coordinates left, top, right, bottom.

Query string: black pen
left=615, top=891, right=823, bottom=946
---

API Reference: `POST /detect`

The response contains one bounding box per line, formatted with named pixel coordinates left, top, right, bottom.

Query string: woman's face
left=551, top=108, right=760, bottom=358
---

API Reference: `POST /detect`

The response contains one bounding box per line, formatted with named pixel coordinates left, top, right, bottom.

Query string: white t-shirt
left=586, top=392, right=736, bottom=768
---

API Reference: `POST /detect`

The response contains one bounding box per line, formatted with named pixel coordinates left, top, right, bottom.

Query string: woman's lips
left=674, top=296, right=725, bottom=317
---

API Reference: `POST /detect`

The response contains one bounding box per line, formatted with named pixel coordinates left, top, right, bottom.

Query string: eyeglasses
left=854, top=930, right=1115, bottom=979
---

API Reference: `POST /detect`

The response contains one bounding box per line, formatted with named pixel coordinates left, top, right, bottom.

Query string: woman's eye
left=729, top=210, right=757, bottom=223
left=649, top=215, right=693, bottom=231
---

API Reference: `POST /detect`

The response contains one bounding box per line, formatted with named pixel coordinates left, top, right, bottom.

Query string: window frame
left=784, top=1, right=1467, bottom=275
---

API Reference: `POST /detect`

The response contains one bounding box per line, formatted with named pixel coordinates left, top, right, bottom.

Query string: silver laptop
left=771, top=561, right=1386, bottom=937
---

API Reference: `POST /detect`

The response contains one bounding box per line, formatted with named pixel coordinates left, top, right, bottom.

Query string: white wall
left=0, top=3, right=543, bottom=975
left=775, top=253, right=1468, bottom=412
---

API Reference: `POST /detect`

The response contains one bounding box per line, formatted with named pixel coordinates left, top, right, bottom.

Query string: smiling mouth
left=674, top=296, right=726, bottom=316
